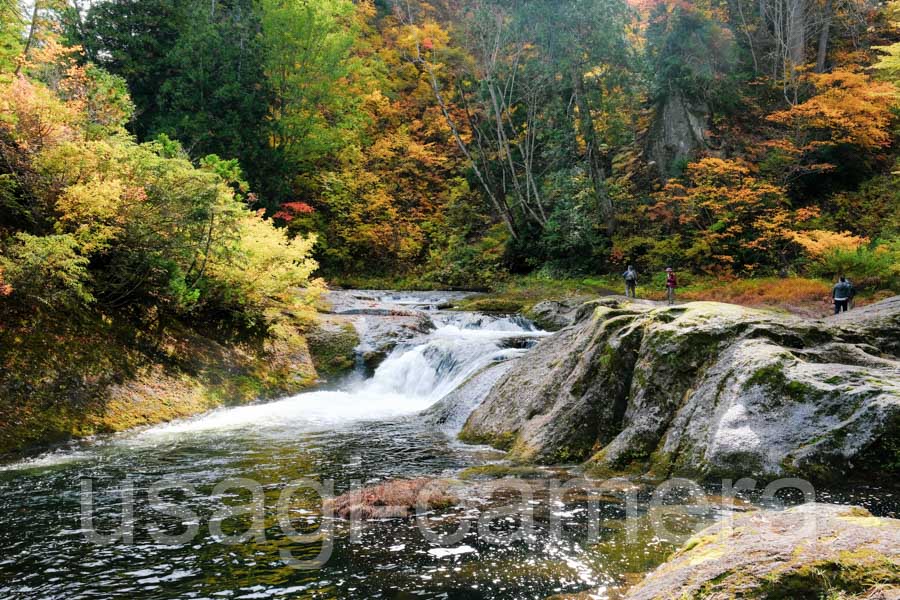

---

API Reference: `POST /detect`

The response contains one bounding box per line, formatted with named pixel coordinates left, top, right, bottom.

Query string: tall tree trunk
left=571, top=67, right=615, bottom=235
left=787, top=0, right=807, bottom=72
left=15, top=3, right=40, bottom=76
left=815, top=0, right=833, bottom=73
left=422, top=58, right=518, bottom=239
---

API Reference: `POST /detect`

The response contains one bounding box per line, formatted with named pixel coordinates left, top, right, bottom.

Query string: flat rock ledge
left=623, top=503, right=900, bottom=600
left=460, top=296, right=900, bottom=481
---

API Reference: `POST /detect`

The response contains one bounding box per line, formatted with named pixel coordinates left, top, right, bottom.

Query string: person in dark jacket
left=832, top=276, right=854, bottom=314
left=623, top=265, right=638, bottom=298
left=665, top=267, right=677, bottom=305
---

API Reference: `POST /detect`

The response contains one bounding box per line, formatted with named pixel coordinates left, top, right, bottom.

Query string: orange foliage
left=768, top=69, right=897, bottom=150
left=677, top=277, right=832, bottom=315
left=0, top=266, right=11, bottom=297
left=0, top=75, right=80, bottom=151
left=655, top=158, right=790, bottom=273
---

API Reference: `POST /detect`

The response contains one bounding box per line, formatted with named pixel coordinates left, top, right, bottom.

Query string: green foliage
left=0, top=0, right=22, bottom=76
left=77, top=0, right=276, bottom=201
left=646, top=1, right=739, bottom=106
left=260, top=0, right=361, bottom=168
left=0, top=232, right=93, bottom=308
left=811, top=241, right=900, bottom=290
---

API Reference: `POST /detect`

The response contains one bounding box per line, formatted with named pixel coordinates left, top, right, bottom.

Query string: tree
left=260, top=0, right=361, bottom=169
left=768, top=69, right=896, bottom=151
left=76, top=0, right=276, bottom=201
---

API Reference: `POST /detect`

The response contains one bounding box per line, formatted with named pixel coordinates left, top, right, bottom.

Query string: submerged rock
left=623, top=503, right=900, bottom=599
left=461, top=297, right=900, bottom=481
left=325, top=478, right=458, bottom=520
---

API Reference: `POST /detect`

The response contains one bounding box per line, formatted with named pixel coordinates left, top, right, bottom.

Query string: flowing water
left=1, top=291, right=897, bottom=600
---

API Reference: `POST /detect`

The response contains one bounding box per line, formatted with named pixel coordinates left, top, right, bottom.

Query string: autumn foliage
left=0, top=31, right=319, bottom=335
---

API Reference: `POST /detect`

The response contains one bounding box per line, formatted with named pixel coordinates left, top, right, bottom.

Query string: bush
left=812, top=240, right=900, bottom=290
left=0, top=58, right=319, bottom=335
left=1, top=233, right=93, bottom=309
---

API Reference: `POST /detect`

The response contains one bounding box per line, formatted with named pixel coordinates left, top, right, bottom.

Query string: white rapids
left=2, top=291, right=547, bottom=470
left=149, top=309, right=546, bottom=436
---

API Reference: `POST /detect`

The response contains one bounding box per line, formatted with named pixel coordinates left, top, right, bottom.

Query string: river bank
left=334, top=273, right=897, bottom=319
left=0, top=309, right=329, bottom=459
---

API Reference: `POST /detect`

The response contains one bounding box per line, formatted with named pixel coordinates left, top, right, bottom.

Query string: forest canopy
left=1, top=0, right=899, bottom=311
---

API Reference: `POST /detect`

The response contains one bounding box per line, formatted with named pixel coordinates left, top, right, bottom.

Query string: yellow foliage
left=55, top=178, right=128, bottom=253
left=209, top=212, right=319, bottom=313
left=791, top=230, right=869, bottom=258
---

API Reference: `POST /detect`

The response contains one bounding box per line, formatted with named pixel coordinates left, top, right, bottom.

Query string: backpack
left=624, top=270, right=636, bottom=282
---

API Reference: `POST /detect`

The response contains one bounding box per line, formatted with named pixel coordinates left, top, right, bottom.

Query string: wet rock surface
left=461, top=296, right=900, bottom=480
left=622, top=503, right=900, bottom=600
left=325, top=478, right=459, bottom=520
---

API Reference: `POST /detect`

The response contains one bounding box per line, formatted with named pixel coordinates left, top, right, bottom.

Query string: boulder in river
left=461, top=297, right=900, bottom=481
left=623, top=503, right=900, bottom=599
left=325, top=478, right=458, bottom=520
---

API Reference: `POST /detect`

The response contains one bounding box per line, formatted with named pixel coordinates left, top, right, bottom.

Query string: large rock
left=646, top=92, right=710, bottom=179
left=305, top=316, right=361, bottom=380
left=623, top=503, right=900, bottom=599
left=460, top=297, right=900, bottom=481
left=524, top=297, right=601, bottom=332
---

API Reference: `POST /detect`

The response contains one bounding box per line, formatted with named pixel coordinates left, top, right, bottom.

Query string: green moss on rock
left=305, top=318, right=360, bottom=379
left=458, top=464, right=552, bottom=480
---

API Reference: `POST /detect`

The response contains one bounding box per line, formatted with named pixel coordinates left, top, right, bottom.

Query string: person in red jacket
left=665, top=267, right=677, bottom=305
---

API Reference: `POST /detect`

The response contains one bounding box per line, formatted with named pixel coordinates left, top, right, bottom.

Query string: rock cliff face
left=646, top=92, right=710, bottom=179
left=460, top=297, right=900, bottom=481
left=623, top=504, right=900, bottom=600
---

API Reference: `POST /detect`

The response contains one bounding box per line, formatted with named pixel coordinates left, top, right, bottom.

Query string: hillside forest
left=1, top=0, right=900, bottom=349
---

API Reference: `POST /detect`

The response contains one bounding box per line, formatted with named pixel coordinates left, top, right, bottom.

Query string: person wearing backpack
left=832, top=276, right=854, bottom=314
left=623, top=265, right=638, bottom=298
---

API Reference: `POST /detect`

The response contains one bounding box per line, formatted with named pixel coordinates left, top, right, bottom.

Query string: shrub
left=812, top=241, right=900, bottom=290
left=0, top=233, right=93, bottom=310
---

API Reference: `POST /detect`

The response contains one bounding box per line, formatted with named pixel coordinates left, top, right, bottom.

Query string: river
left=1, top=291, right=896, bottom=599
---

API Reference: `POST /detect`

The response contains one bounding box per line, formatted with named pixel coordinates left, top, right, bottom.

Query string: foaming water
left=142, top=390, right=431, bottom=436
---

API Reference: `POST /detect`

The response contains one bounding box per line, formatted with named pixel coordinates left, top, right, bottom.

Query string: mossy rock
left=457, top=297, right=526, bottom=313
left=458, top=464, right=553, bottom=480
left=305, top=317, right=360, bottom=379
left=622, top=504, right=900, bottom=600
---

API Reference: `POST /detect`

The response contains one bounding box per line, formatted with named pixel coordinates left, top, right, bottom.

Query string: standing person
left=832, top=276, right=853, bottom=314
left=623, top=265, right=638, bottom=298
left=665, top=267, right=677, bottom=305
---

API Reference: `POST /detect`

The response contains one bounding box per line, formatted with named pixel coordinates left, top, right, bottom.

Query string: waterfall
left=140, top=298, right=547, bottom=437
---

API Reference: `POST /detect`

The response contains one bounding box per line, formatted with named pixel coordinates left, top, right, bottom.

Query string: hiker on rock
left=832, top=276, right=855, bottom=314
left=665, top=267, right=677, bottom=305
left=623, top=265, right=638, bottom=298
